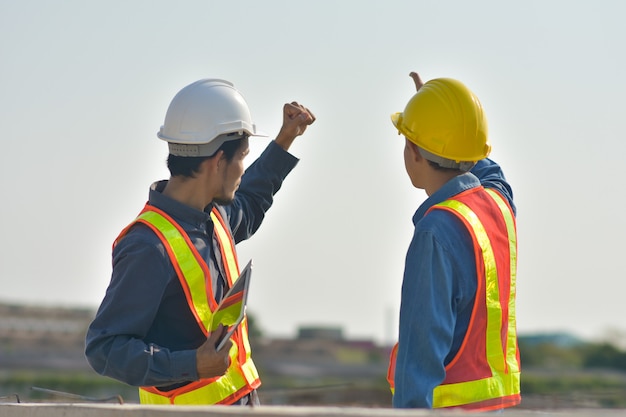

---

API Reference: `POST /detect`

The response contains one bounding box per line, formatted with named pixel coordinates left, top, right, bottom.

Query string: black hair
left=167, top=137, right=244, bottom=178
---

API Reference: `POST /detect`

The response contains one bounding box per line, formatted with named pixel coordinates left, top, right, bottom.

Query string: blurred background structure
left=1, top=302, right=626, bottom=408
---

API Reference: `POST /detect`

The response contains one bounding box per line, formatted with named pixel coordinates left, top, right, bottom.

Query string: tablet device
left=211, top=259, right=253, bottom=351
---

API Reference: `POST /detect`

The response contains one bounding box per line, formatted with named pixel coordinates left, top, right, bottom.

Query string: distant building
left=297, top=326, right=344, bottom=341
left=0, top=302, right=94, bottom=371
left=519, top=332, right=585, bottom=348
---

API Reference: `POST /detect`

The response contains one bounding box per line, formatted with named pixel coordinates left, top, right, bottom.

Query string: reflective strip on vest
left=135, top=209, right=212, bottom=334
left=432, top=190, right=519, bottom=409
left=486, top=188, right=519, bottom=379
left=210, top=209, right=251, bottom=366
left=122, top=204, right=260, bottom=405
left=138, top=347, right=261, bottom=405
left=210, top=210, right=239, bottom=280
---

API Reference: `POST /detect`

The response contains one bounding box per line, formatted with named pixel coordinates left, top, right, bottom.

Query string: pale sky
left=1, top=0, right=625, bottom=344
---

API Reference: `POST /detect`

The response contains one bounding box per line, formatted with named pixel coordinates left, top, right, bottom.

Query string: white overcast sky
left=1, top=0, right=625, bottom=344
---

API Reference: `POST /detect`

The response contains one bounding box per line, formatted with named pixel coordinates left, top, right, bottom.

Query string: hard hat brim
left=390, top=112, right=401, bottom=130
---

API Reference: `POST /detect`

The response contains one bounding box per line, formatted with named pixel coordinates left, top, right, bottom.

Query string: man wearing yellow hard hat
left=387, top=72, right=520, bottom=411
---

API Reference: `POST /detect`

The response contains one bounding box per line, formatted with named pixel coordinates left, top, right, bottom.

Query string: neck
left=424, top=170, right=463, bottom=197
left=162, top=176, right=212, bottom=211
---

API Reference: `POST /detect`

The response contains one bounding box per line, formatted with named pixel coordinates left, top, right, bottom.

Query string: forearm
left=274, top=133, right=296, bottom=151
left=85, top=333, right=198, bottom=387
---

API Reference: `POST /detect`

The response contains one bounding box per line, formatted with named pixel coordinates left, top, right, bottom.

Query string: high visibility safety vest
left=387, top=187, right=520, bottom=411
left=114, top=203, right=261, bottom=405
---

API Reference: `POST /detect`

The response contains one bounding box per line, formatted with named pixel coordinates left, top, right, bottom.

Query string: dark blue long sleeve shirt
left=393, top=158, right=515, bottom=408
left=85, top=141, right=298, bottom=388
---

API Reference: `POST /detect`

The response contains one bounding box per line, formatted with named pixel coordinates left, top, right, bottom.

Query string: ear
left=406, top=140, right=422, bottom=162
left=214, top=150, right=226, bottom=169
left=202, top=151, right=223, bottom=174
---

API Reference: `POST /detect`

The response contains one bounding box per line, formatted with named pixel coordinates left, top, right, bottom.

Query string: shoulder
left=470, top=158, right=515, bottom=214
left=417, top=208, right=467, bottom=238
left=415, top=208, right=474, bottom=254
left=110, top=222, right=174, bottom=288
left=113, top=222, right=168, bottom=260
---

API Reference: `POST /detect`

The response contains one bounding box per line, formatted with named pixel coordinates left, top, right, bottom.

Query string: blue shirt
left=85, top=141, right=298, bottom=389
left=393, top=158, right=515, bottom=409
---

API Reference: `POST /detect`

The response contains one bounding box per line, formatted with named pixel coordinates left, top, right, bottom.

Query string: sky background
left=1, top=0, right=625, bottom=345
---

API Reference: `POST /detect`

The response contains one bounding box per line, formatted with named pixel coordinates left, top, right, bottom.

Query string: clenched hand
left=275, top=102, right=316, bottom=151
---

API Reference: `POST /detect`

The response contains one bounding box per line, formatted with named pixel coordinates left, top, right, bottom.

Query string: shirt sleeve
left=85, top=231, right=199, bottom=387
left=393, top=229, right=457, bottom=408
left=470, top=158, right=516, bottom=215
left=223, top=140, right=299, bottom=243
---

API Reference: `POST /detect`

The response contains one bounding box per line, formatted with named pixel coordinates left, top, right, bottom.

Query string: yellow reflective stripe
left=177, top=348, right=249, bottom=404
left=209, top=210, right=259, bottom=383
left=240, top=358, right=260, bottom=385
left=239, top=321, right=259, bottom=384
left=433, top=370, right=521, bottom=408
left=210, top=211, right=239, bottom=280
left=137, top=211, right=210, bottom=333
left=433, top=198, right=515, bottom=408
left=139, top=389, right=171, bottom=405
left=435, top=199, right=505, bottom=369
left=139, top=344, right=259, bottom=405
left=139, top=352, right=259, bottom=405
left=485, top=189, right=520, bottom=374
left=241, top=320, right=252, bottom=354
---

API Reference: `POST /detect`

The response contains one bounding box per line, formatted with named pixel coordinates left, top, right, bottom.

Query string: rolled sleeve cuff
left=264, top=140, right=299, bottom=175
left=170, top=349, right=199, bottom=381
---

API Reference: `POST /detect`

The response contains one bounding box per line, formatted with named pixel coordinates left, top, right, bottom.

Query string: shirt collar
left=413, top=172, right=481, bottom=225
left=148, top=180, right=212, bottom=228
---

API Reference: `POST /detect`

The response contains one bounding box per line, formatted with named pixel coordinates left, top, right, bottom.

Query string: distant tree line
left=520, top=337, right=626, bottom=371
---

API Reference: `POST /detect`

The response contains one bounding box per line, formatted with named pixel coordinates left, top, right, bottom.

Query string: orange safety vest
left=114, top=203, right=261, bottom=405
left=387, top=187, right=520, bottom=411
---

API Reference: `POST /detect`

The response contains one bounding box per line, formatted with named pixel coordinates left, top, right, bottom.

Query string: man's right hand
left=274, top=102, right=316, bottom=151
left=196, top=324, right=232, bottom=379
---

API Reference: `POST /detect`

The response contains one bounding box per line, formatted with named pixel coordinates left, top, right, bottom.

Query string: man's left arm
left=224, top=102, right=315, bottom=243
left=225, top=141, right=300, bottom=243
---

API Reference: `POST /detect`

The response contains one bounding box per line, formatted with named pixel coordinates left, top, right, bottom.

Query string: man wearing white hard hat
left=86, top=79, right=315, bottom=405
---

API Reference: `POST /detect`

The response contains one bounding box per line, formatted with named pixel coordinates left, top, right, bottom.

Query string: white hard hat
left=157, top=79, right=267, bottom=157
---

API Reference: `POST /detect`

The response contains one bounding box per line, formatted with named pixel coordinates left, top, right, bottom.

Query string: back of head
left=391, top=78, right=491, bottom=171
left=157, top=79, right=266, bottom=157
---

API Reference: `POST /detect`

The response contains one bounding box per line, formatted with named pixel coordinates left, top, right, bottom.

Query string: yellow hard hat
left=391, top=78, right=491, bottom=165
